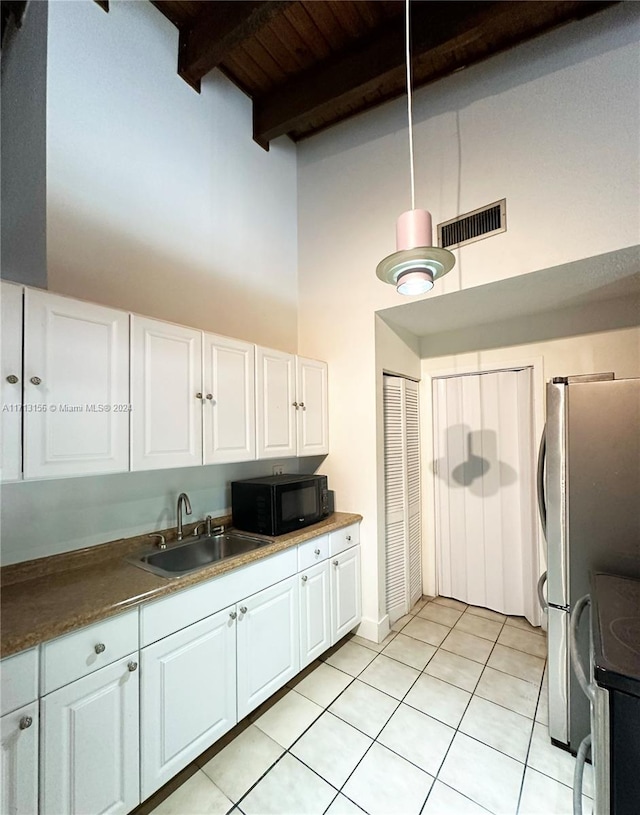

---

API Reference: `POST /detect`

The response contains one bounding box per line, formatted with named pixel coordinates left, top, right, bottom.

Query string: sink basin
left=126, top=532, right=271, bottom=578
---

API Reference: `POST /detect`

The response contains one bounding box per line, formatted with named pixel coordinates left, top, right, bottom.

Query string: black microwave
left=231, top=474, right=330, bottom=536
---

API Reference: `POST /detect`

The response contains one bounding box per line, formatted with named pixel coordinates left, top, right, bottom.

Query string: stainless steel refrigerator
left=537, top=374, right=640, bottom=753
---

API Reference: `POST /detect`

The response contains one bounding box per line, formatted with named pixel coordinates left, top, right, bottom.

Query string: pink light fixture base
left=376, top=208, right=455, bottom=296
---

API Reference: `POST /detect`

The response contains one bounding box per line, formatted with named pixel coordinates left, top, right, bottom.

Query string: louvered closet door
left=383, top=376, right=422, bottom=624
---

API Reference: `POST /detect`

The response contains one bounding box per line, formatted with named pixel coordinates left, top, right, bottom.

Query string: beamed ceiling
left=147, top=0, right=616, bottom=148
left=1, top=0, right=616, bottom=149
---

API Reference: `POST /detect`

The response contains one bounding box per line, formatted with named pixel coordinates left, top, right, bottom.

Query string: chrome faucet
left=176, top=492, right=192, bottom=541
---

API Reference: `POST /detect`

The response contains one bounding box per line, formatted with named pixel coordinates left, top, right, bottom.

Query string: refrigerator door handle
left=537, top=571, right=548, bottom=612
left=569, top=594, right=596, bottom=704
left=536, top=424, right=547, bottom=539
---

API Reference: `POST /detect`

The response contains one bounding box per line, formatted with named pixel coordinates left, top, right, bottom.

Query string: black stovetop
left=591, top=572, right=640, bottom=697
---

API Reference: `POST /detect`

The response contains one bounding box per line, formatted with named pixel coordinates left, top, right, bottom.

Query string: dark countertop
left=0, top=512, right=362, bottom=658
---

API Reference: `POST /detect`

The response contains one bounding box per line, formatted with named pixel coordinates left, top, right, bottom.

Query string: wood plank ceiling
left=149, top=0, right=615, bottom=149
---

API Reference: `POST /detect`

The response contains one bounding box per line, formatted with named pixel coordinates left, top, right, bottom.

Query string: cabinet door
left=296, top=357, right=329, bottom=456
left=203, top=333, right=255, bottom=464
left=1, top=701, right=38, bottom=815
left=255, top=346, right=296, bottom=459
left=41, top=655, right=139, bottom=815
left=299, top=561, right=331, bottom=669
left=140, top=606, right=237, bottom=799
left=1, top=282, right=23, bottom=482
left=23, top=289, right=130, bottom=478
left=331, top=546, right=362, bottom=643
left=237, top=575, right=299, bottom=719
left=131, top=315, right=202, bottom=471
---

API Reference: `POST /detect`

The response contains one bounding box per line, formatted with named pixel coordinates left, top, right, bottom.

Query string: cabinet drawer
left=297, top=534, right=329, bottom=571
left=329, top=523, right=360, bottom=556
left=0, top=648, right=38, bottom=716
left=141, top=546, right=297, bottom=646
left=41, top=609, right=138, bottom=695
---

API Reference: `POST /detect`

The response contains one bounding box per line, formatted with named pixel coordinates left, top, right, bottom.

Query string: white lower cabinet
left=40, top=655, right=140, bottom=815
left=331, top=546, right=362, bottom=643
left=1, top=701, right=38, bottom=815
left=237, top=575, right=299, bottom=719
left=140, top=606, right=237, bottom=799
left=299, top=561, right=332, bottom=668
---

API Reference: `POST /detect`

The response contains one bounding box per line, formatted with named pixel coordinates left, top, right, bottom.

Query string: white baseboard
left=355, top=613, right=390, bottom=644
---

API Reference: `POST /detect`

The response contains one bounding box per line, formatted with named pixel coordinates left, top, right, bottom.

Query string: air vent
left=438, top=199, right=506, bottom=250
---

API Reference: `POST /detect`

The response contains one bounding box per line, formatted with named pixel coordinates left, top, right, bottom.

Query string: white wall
left=419, top=326, right=640, bottom=596
left=45, top=0, right=298, bottom=351
left=1, top=456, right=323, bottom=566
left=0, top=0, right=303, bottom=566
left=297, top=5, right=640, bottom=638
left=1, top=0, right=48, bottom=288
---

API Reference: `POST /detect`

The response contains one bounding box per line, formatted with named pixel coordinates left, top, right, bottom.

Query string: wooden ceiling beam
left=253, top=1, right=495, bottom=145
left=252, top=0, right=614, bottom=146
left=178, top=0, right=294, bottom=91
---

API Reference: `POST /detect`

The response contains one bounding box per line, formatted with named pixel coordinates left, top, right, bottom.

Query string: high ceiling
left=148, top=0, right=616, bottom=148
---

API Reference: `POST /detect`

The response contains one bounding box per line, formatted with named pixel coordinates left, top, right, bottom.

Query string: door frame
left=421, top=357, right=545, bottom=624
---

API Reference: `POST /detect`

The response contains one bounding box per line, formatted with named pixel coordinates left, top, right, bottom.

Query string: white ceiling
left=377, top=246, right=640, bottom=357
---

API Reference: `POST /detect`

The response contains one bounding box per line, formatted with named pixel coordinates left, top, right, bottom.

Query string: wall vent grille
left=438, top=199, right=506, bottom=250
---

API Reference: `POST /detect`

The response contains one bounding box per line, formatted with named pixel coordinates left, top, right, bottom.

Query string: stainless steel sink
left=126, top=532, right=271, bottom=578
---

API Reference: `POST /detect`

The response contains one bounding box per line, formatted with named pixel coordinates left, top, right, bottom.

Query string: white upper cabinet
left=1, top=282, right=23, bottom=482
left=255, top=346, right=297, bottom=459
left=256, top=348, right=328, bottom=459
left=296, top=356, right=329, bottom=456
left=131, top=316, right=203, bottom=471
left=203, top=333, right=255, bottom=464
left=23, top=289, right=130, bottom=479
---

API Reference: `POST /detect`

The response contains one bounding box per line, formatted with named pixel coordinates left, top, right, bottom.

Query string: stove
left=590, top=573, right=640, bottom=815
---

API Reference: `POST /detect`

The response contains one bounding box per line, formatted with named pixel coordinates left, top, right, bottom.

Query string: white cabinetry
left=1, top=282, right=23, bottom=482
left=1, top=647, right=39, bottom=815
left=131, top=316, right=203, bottom=471
left=256, top=348, right=328, bottom=459
left=39, top=611, right=140, bottom=815
left=236, top=575, right=299, bottom=719
left=299, top=561, right=331, bottom=667
left=23, top=289, right=130, bottom=479
left=331, top=546, right=362, bottom=643
left=1, top=702, right=38, bottom=815
left=255, top=346, right=297, bottom=459
left=203, top=333, right=255, bottom=464
left=296, top=356, right=329, bottom=456
left=140, top=606, right=237, bottom=798
left=41, top=655, right=139, bottom=815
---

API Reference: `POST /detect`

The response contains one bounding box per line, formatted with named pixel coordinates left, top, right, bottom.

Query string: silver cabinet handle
left=301, top=575, right=308, bottom=582
left=333, top=560, right=339, bottom=566
left=30, top=376, right=42, bottom=385
left=299, top=401, right=306, bottom=410
left=127, top=661, right=138, bottom=672
left=196, top=392, right=203, bottom=399
left=206, top=393, right=213, bottom=400
left=94, top=643, right=106, bottom=654
left=292, top=402, right=299, bottom=408
left=6, top=374, right=19, bottom=384
left=240, top=606, right=247, bottom=614
left=19, top=716, right=33, bottom=730
left=314, top=548, right=321, bottom=555
left=229, top=611, right=237, bottom=620
left=346, top=535, right=351, bottom=541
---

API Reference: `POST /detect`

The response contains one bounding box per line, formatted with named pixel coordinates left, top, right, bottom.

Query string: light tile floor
left=145, top=597, right=593, bottom=815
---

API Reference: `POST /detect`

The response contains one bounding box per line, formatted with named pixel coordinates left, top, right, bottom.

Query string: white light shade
left=396, top=269, right=434, bottom=295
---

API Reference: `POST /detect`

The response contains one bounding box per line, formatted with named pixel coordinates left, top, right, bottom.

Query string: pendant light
left=376, top=0, right=455, bottom=295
